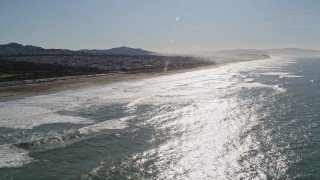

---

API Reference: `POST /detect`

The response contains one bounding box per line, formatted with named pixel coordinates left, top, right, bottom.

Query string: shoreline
left=0, top=64, right=219, bottom=99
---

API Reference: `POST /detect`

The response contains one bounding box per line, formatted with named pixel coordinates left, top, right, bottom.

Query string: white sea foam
left=259, top=72, right=303, bottom=78
left=244, top=78, right=255, bottom=82
left=0, top=144, right=33, bottom=168
left=77, top=116, right=133, bottom=135
left=273, top=84, right=287, bottom=93
left=0, top=104, right=93, bottom=129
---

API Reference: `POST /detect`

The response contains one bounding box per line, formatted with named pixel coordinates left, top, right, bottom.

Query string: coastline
left=0, top=64, right=219, bottom=99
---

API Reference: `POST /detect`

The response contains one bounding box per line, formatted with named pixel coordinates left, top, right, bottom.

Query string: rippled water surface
left=1, top=57, right=320, bottom=179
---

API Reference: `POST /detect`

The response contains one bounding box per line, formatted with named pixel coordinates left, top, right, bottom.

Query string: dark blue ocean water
left=0, top=57, right=320, bottom=179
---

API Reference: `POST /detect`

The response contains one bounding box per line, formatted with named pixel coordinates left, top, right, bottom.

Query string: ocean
left=1, top=57, right=320, bottom=179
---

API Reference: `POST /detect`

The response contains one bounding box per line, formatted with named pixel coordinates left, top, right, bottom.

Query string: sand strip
left=0, top=64, right=218, bottom=99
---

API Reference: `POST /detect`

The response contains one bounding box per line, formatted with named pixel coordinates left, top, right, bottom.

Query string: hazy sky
left=1, top=0, right=320, bottom=53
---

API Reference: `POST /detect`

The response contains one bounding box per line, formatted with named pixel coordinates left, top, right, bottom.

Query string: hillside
left=266, top=48, right=320, bottom=57
left=80, top=46, right=155, bottom=55
left=0, top=43, right=154, bottom=56
left=0, top=43, right=78, bottom=56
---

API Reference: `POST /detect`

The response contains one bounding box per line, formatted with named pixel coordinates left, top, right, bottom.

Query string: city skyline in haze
left=1, top=0, right=320, bottom=53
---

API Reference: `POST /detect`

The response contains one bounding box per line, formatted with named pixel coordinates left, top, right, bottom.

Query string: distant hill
left=189, top=49, right=270, bottom=63
left=80, top=46, right=155, bottom=55
left=191, top=48, right=320, bottom=61
left=0, top=43, right=155, bottom=56
left=1, top=43, right=320, bottom=57
left=266, top=48, right=320, bottom=57
left=0, top=43, right=77, bottom=56
left=0, top=43, right=44, bottom=55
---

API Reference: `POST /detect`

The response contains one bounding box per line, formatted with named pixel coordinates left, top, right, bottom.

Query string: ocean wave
left=14, top=116, right=132, bottom=149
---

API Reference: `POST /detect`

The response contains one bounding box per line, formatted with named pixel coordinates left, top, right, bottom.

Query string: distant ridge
left=0, top=43, right=155, bottom=56
left=214, top=48, right=320, bottom=57
left=1, top=43, right=320, bottom=57
left=189, top=48, right=320, bottom=58
left=79, top=46, right=155, bottom=55
left=0, top=43, right=44, bottom=55
left=266, top=48, right=320, bottom=57
left=0, top=43, right=77, bottom=56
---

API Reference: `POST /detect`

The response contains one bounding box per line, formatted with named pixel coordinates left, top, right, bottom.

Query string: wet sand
left=0, top=64, right=218, bottom=99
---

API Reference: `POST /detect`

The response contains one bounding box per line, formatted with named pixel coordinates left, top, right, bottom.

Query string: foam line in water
left=259, top=72, right=303, bottom=78
left=77, top=116, right=133, bottom=135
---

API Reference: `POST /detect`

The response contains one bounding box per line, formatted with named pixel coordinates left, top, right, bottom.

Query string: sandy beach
left=0, top=64, right=218, bottom=99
